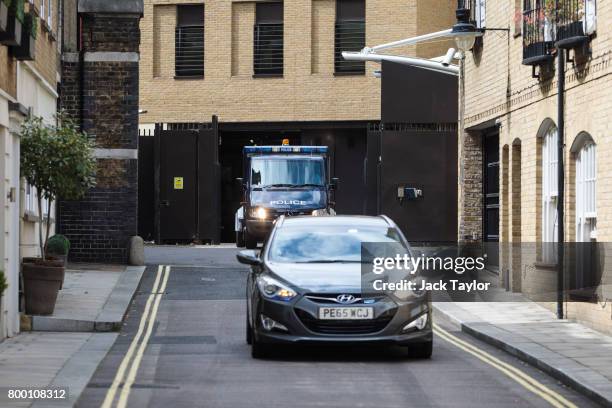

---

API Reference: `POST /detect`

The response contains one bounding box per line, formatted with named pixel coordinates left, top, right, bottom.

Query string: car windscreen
left=267, top=225, right=408, bottom=263
left=250, top=156, right=325, bottom=187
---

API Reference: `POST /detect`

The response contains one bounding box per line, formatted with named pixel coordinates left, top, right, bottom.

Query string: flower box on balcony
left=0, top=0, right=24, bottom=46
left=521, top=4, right=554, bottom=66
left=553, top=0, right=593, bottom=49
left=11, top=11, right=36, bottom=60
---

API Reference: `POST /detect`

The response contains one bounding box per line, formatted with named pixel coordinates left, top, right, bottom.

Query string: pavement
left=434, top=301, right=612, bottom=407
left=0, top=263, right=145, bottom=407
left=29, top=264, right=146, bottom=332
left=78, top=247, right=596, bottom=408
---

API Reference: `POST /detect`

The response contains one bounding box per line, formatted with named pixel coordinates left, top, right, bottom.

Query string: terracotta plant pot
left=24, top=255, right=66, bottom=289
left=22, top=259, right=64, bottom=315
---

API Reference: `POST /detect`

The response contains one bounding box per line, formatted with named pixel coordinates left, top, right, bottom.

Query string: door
left=197, top=121, right=221, bottom=244
left=157, top=130, right=198, bottom=242
left=483, top=131, right=500, bottom=270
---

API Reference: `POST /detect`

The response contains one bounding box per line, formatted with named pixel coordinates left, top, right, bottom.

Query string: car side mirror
left=236, top=250, right=262, bottom=266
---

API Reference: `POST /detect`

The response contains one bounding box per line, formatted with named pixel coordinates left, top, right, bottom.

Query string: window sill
left=534, top=261, right=558, bottom=270
left=174, top=76, right=204, bottom=80
left=333, top=71, right=366, bottom=77
left=252, top=74, right=283, bottom=79
left=23, top=211, right=40, bottom=223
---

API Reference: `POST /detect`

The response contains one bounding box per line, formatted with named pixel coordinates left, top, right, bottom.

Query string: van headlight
left=250, top=207, right=268, bottom=219
left=311, top=209, right=328, bottom=216
left=257, top=276, right=297, bottom=302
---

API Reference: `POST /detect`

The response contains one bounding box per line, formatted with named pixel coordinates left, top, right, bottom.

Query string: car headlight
left=250, top=207, right=268, bottom=219
left=257, top=275, right=297, bottom=302
left=402, top=314, right=428, bottom=332
left=311, top=209, right=328, bottom=216
left=393, top=277, right=427, bottom=301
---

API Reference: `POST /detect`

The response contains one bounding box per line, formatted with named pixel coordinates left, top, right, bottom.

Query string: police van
left=235, top=143, right=337, bottom=248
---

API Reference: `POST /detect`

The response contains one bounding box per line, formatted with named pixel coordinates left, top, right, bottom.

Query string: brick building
left=458, top=0, right=612, bottom=332
left=0, top=0, right=61, bottom=339
left=57, top=0, right=142, bottom=263
left=138, top=0, right=456, bottom=242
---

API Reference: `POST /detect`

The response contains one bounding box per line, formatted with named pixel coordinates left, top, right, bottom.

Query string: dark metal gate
left=138, top=118, right=220, bottom=244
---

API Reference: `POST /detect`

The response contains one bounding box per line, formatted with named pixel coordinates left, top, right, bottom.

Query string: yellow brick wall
left=0, top=48, right=17, bottom=98
left=30, top=0, right=59, bottom=88
left=462, top=0, right=612, bottom=333
left=139, top=0, right=456, bottom=124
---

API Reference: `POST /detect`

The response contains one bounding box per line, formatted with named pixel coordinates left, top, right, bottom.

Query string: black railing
left=175, top=25, right=204, bottom=77
left=522, top=2, right=554, bottom=65
left=335, top=20, right=365, bottom=74
left=254, top=23, right=283, bottom=76
left=555, top=0, right=589, bottom=47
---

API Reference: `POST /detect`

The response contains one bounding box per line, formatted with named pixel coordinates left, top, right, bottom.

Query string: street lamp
left=451, top=6, right=481, bottom=52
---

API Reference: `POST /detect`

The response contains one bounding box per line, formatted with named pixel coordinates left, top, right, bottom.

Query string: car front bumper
left=253, top=294, right=432, bottom=346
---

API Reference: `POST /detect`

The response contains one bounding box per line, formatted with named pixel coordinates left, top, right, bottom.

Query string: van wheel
left=244, top=230, right=257, bottom=249
left=407, top=340, right=433, bottom=359
left=236, top=231, right=245, bottom=248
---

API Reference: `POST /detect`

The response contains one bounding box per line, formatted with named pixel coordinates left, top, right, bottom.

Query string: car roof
left=278, top=215, right=391, bottom=228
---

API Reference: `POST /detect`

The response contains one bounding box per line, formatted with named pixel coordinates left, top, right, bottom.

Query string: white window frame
left=576, top=142, right=596, bottom=242
left=47, top=0, right=53, bottom=29
left=474, top=0, right=486, bottom=29
left=25, top=183, right=36, bottom=214
left=584, top=0, right=596, bottom=35
left=40, top=0, right=45, bottom=22
left=542, top=126, right=558, bottom=262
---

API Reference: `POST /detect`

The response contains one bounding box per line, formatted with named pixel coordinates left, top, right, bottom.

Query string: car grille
left=294, top=308, right=396, bottom=335
left=304, top=293, right=386, bottom=305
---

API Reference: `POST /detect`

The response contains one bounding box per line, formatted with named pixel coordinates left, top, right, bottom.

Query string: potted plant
left=46, top=234, right=70, bottom=288
left=20, top=113, right=96, bottom=315
left=11, top=10, right=36, bottom=60
left=0, top=0, right=24, bottom=46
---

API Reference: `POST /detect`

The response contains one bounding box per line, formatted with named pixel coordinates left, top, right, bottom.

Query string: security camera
left=441, top=48, right=456, bottom=67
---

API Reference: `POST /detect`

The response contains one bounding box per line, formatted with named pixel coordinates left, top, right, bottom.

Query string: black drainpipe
left=556, top=50, right=565, bottom=320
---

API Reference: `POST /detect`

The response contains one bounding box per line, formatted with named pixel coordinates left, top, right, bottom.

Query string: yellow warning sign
left=174, top=177, right=184, bottom=190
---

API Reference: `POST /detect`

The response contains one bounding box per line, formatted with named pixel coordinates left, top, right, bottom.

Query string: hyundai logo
left=336, top=294, right=356, bottom=304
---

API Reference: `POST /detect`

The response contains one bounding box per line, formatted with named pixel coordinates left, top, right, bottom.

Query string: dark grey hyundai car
left=236, top=215, right=432, bottom=359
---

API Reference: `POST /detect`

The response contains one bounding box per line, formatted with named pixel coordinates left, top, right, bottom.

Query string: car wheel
left=251, top=338, right=270, bottom=359
left=244, top=230, right=257, bottom=249
left=236, top=231, right=245, bottom=248
left=246, top=313, right=252, bottom=345
left=407, top=340, right=433, bottom=359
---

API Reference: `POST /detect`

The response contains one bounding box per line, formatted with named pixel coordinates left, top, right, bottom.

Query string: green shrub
left=0, top=270, right=7, bottom=295
left=47, top=235, right=70, bottom=256
left=24, top=11, right=37, bottom=39
left=8, top=0, right=25, bottom=24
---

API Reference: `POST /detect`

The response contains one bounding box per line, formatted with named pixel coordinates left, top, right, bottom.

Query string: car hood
left=266, top=262, right=362, bottom=293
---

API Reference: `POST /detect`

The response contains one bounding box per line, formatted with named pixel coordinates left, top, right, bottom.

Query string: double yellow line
left=433, top=323, right=577, bottom=408
left=101, top=265, right=171, bottom=408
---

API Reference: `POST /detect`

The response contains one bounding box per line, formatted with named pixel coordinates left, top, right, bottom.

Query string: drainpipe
left=556, top=50, right=565, bottom=320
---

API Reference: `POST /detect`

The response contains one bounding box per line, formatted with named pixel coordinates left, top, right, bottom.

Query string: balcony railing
left=254, top=23, right=283, bottom=76
left=555, top=0, right=591, bottom=48
left=335, top=20, right=365, bottom=74
left=175, top=25, right=204, bottom=78
left=521, top=2, right=554, bottom=66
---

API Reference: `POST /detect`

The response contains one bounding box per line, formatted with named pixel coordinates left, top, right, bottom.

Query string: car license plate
left=318, top=307, right=374, bottom=320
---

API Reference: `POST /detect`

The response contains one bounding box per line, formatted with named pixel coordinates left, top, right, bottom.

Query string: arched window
left=575, top=141, right=596, bottom=242
left=541, top=124, right=558, bottom=262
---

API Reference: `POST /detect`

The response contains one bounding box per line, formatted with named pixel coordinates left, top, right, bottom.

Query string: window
left=48, top=0, right=53, bottom=29
left=25, top=183, right=36, bottom=214
left=576, top=142, right=596, bottom=242
left=175, top=5, right=204, bottom=78
left=254, top=2, right=283, bottom=76
left=40, top=0, right=45, bottom=22
left=334, top=0, right=365, bottom=74
left=542, top=125, right=558, bottom=261
left=473, top=0, right=486, bottom=29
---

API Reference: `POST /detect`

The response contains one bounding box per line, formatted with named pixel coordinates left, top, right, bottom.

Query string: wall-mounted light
left=451, top=6, right=481, bottom=52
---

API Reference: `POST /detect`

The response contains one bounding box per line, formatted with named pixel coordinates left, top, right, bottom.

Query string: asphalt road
left=77, top=246, right=598, bottom=408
